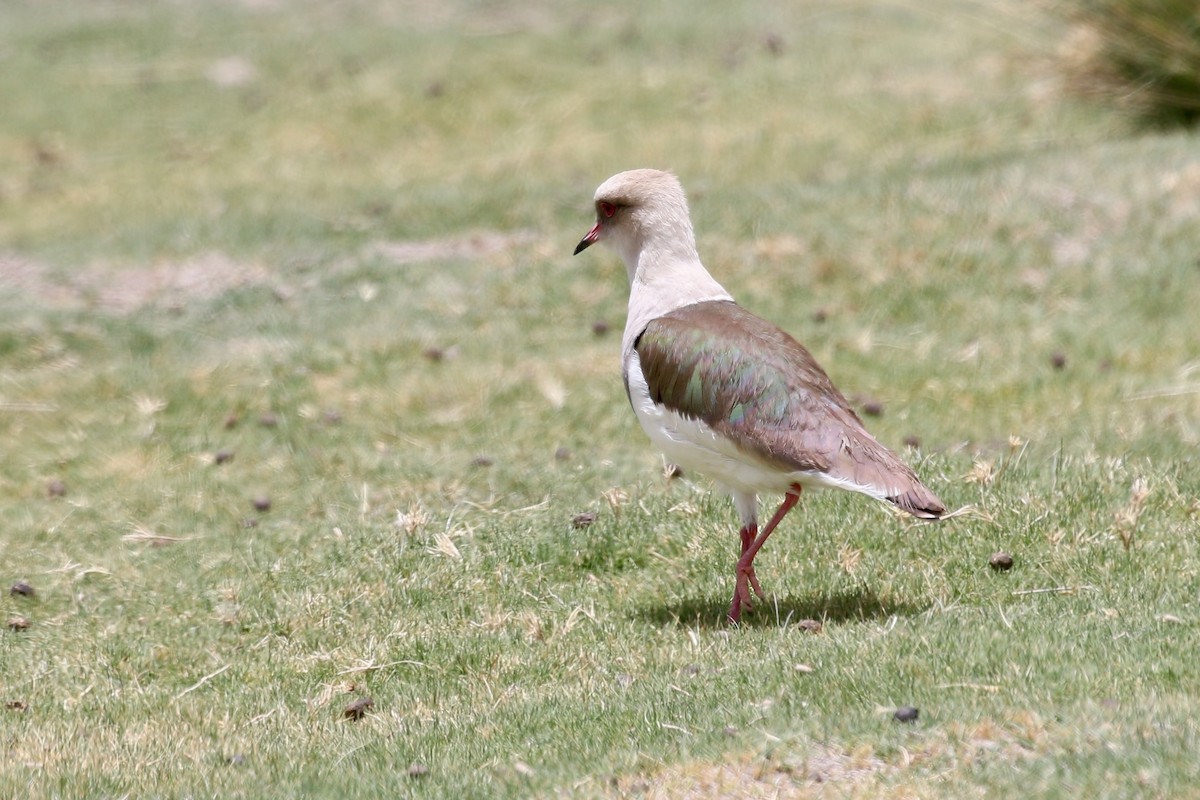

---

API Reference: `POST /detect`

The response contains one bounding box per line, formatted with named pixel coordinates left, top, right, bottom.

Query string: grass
left=1060, top=0, right=1200, bottom=127
left=2, top=0, right=1200, bottom=796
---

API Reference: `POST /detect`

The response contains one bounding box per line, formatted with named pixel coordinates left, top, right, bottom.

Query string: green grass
left=1061, top=0, right=1200, bottom=127
left=3, top=1, right=1200, bottom=797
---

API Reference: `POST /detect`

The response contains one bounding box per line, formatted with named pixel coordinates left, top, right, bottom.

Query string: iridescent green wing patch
left=634, top=301, right=847, bottom=473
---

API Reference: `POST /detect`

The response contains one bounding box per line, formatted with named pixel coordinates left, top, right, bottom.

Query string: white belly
left=623, top=351, right=864, bottom=498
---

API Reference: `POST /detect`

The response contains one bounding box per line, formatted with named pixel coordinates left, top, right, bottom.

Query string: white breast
left=624, top=351, right=782, bottom=496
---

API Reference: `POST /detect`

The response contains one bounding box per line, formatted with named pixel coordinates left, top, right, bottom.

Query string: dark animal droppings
left=344, top=696, right=374, bottom=720
left=989, top=551, right=1014, bottom=571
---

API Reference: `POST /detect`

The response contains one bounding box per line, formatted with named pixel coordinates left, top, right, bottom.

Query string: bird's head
left=574, top=169, right=698, bottom=282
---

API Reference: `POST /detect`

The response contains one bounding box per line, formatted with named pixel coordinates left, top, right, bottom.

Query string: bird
left=573, top=168, right=945, bottom=623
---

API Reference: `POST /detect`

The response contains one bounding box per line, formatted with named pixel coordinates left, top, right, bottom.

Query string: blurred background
left=3, top=0, right=1198, bottom=469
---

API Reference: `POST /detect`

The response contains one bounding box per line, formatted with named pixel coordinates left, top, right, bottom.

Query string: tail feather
left=888, top=484, right=946, bottom=520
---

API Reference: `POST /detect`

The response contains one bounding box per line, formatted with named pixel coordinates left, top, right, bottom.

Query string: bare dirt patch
left=595, top=715, right=1068, bottom=798
left=0, top=229, right=537, bottom=315
left=0, top=252, right=273, bottom=314
left=601, top=745, right=894, bottom=799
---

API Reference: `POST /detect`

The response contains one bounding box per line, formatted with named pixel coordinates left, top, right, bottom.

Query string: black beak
left=574, top=221, right=601, bottom=255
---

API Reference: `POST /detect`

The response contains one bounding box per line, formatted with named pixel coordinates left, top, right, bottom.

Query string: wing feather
left=633, top=301, right=944, bottom=517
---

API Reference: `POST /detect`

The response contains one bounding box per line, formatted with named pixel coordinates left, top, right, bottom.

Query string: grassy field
left=3, top=0, right=1200, bottom=797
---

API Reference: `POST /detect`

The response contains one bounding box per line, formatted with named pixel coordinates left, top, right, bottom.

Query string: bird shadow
left=635, top=586, right=928, bottom=630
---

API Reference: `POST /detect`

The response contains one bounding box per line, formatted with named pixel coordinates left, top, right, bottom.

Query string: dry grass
left=2, top=1, right=1200, bottom=798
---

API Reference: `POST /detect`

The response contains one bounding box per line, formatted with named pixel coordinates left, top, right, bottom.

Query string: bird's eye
left=599, top=201, right=616, bottom=218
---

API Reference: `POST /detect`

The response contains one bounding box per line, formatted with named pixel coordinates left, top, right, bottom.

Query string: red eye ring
left=599, top=201, right=616, bottom=218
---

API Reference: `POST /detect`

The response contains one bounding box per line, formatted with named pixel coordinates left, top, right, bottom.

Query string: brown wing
left=634, top=301, right=944, bottom=517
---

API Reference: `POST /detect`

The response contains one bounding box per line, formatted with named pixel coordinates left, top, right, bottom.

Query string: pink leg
left=728, top=485, right=803, bottom=624
left=738, top=524, right=767, bottom=602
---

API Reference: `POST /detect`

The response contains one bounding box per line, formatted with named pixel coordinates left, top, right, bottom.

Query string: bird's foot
left=748, top=568, right=767, bottom=602
left=726, top=563, right=768, bottom=624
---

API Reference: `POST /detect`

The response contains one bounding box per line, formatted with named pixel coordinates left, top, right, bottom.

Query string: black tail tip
left=888, top=494, right=947, bottom=520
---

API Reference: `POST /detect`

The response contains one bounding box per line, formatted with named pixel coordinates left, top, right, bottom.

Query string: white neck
left=620, top=239, right=733, bottom=356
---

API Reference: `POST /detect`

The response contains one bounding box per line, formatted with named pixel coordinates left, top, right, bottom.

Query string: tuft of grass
left=1061, top=0, right=1200, bottom=126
